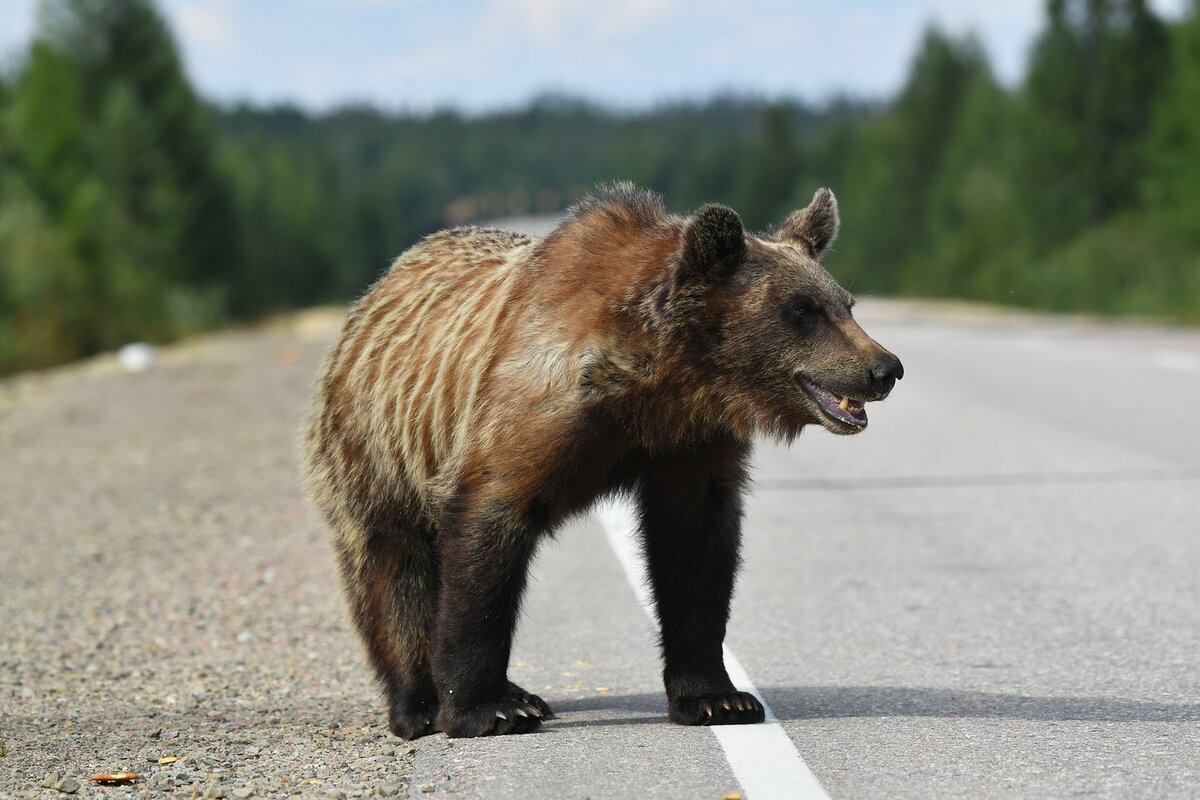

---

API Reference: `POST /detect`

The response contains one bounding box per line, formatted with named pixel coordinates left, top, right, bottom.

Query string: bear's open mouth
left=797, top=377, right=868, bottom=429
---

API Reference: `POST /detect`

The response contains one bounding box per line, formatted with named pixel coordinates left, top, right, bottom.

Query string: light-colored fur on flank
left=307, top=227, right=537, bottom=518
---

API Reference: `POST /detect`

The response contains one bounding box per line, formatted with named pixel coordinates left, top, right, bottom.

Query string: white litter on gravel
left=117, top=342, right=157, bottom=372
left=595, top=500, right=831, bottom=800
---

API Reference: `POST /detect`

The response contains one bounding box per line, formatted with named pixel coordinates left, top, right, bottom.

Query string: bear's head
left=663, top=188, right=903, bottom=438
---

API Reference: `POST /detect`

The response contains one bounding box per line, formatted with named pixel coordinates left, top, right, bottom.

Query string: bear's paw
left=437, top=687, right=552, bottom=738
left=505, top=681, right=554, bottom=719
left=387, top=687, right=439, bottom=740
left=388, top=706, right=437, bottom=741
left=669, top=691, right=765, bottom=726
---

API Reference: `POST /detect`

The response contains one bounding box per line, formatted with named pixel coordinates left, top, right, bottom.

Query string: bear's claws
left=506, top=682, right=553, bottom=719
left=440, top=698, right=548, bottom=738
left=437, top=683, right=554, bottom=738
left=670, top=691, right=765, bottom=726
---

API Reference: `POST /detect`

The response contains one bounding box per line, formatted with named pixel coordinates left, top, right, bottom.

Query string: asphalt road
left=3, top=295, right=1199, bottom=799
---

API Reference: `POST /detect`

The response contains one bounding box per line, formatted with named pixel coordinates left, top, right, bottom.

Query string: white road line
left=595, top=501, right=832, bottom=800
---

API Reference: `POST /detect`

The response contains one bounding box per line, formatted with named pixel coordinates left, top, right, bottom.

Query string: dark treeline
left=2, top=0, right=1199, bottom=374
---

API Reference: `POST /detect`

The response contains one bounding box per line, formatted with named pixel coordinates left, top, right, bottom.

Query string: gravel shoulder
left=0, top=311, right=412, bottom=799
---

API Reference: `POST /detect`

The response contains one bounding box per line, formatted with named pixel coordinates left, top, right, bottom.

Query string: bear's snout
left=867, top=352, right=904, bottom=399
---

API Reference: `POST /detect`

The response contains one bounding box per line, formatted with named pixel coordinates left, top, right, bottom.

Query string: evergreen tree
left=925, top=75, right=1025, bottom=301
left=838, top=28, right=993, bottom=292
left=36, top=0, right=240, bottom=289
left=0, top=178, right=89, bottom=371
left=6, top=42, right=88, bottom=214
left=1147, top=0, right=1200, bottom=240
left=732, top=104, right=803, bottom=231
left=1019, top=0, right=1170, bottom=250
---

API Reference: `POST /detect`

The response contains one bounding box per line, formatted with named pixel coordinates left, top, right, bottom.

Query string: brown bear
left=303, top=183, right=902, bottom=739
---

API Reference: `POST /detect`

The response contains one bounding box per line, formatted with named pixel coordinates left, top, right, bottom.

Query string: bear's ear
left=680, top=204, right=746, bottom=281
left=780, top=188, right=840, bottom=257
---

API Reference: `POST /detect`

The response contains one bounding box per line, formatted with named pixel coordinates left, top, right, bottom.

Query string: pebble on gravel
left=41, top=772, right=61, bottom=788
left=53, top=776, right=82, bottom=793
left=232, top=788, right=254, bottom=798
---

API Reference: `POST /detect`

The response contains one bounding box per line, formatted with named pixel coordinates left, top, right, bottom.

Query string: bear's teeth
left=839, top=396, right=851, bottom=411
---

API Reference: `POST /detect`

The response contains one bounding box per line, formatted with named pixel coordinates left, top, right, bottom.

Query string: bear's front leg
left=637, top=441, right=766, bottom=727
left=431, top=507, right=552, bottom=737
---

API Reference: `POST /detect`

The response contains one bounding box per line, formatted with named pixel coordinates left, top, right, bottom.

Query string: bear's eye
left=783, top=296, right=817, bottom=328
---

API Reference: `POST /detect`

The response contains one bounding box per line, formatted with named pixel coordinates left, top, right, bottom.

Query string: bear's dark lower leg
left=334, top=512, right=441, bottom=740
left=386, top=668, right=438, bottom=740
left=638, top=442, right=765, bottom=726
left=431, top=512, right=550, bottom=737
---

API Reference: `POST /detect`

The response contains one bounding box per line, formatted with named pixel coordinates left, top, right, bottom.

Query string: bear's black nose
left=868, top=353, right=904, bottom=397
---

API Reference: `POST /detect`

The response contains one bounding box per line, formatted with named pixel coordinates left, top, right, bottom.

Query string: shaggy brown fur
left=303, top=183, right=902, bottom=738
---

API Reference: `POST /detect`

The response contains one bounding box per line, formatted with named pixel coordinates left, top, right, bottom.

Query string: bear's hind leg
left=385, top=667, right=438, bottom=741
left=637, top=442, right=766, bottom=727
left=333, top=512, right=441, bottom=740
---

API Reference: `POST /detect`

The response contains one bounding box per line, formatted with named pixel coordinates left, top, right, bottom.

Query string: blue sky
left=0, top=0, right=1187, bottom=112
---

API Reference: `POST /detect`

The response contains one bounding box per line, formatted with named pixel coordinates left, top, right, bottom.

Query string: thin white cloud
left=1150, top=0, right=1187, bottom=16
left=176, top=3, right=236, bottom=52
left=594, top=0, right=677, bottom=38
left=482, top=0, right=677, bottom=46
left=299, top=0, right=416, bottom=7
